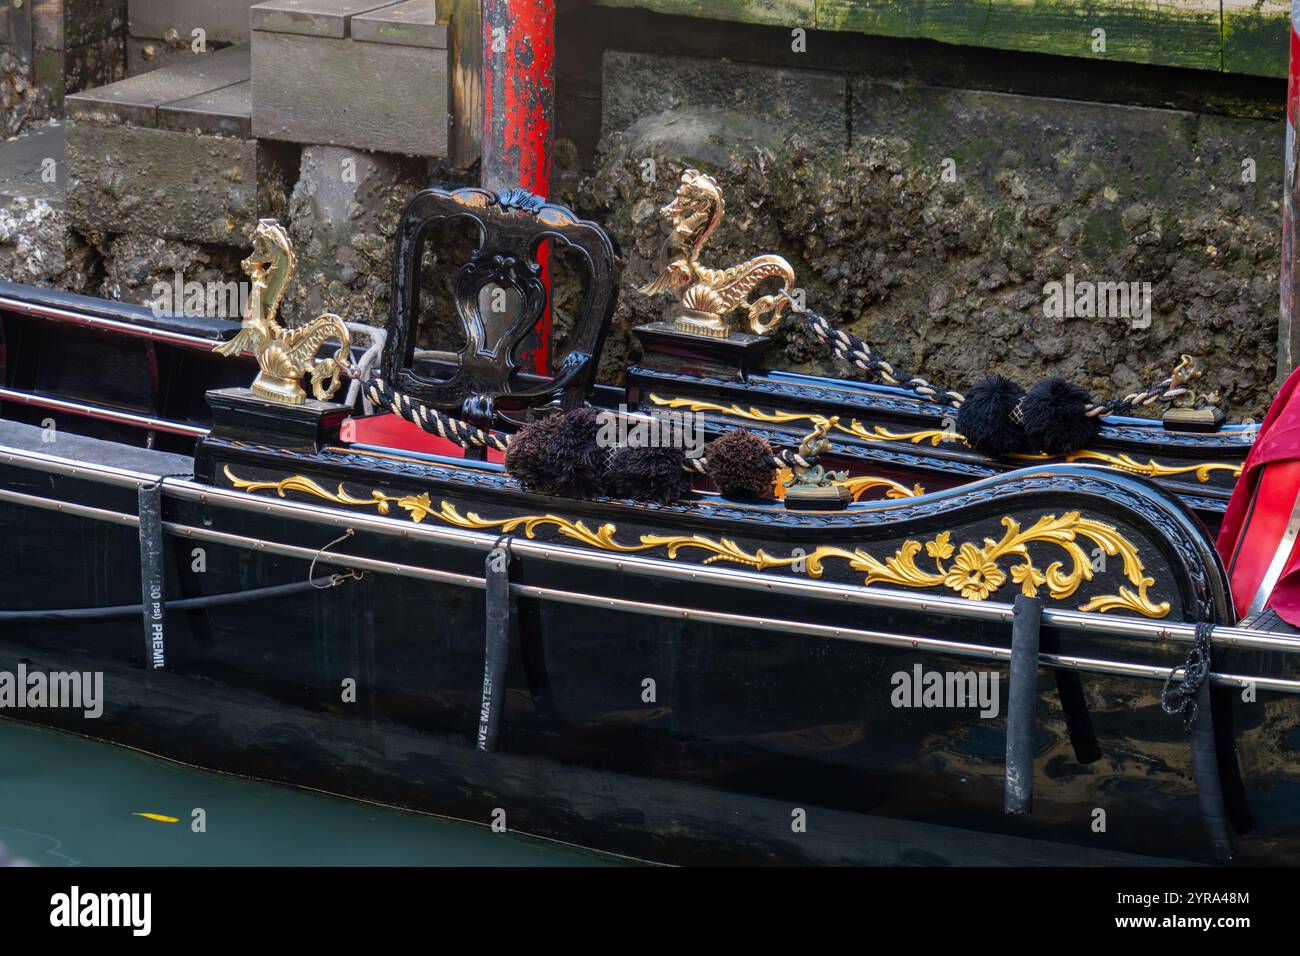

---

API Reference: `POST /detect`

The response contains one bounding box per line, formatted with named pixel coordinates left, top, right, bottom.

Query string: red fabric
left=341, top=413, right=506, bottom=464
left=1217, top=364, right=1300, bottom=624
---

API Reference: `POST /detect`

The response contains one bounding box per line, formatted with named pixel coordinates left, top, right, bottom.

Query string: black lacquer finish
left=384, top=186, right=618, bottom=429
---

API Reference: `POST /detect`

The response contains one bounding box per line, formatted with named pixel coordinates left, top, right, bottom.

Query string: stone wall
left=568, top=50, right=1283, bottom=419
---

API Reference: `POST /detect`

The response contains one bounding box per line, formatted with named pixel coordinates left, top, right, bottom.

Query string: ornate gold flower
left=926, top=531, right=954, bottom=560
left=943, top=543, right=1006, bottom=600
left=1010, top=561, right=1047, bottom=597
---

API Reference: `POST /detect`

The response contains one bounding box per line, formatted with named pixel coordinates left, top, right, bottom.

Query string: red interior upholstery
left=341, top=413, right=506, bottom=463
left=1225, top=460, right=1300, bottom=620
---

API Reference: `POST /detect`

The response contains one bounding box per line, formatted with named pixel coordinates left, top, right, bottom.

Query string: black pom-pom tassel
left=704, top=429, right=776, bottom=499
left=605, top=445, right=690, bottom=503
left=1019, top=377, right=1099, bottom=455
left=956, top=375, right=1027, bottom=456
left=505, top=408, right=609, bottom=499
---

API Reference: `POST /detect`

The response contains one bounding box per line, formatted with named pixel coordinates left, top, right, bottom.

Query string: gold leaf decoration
left=650, top=395, right=1241, bottom=482
left=223, top=467, right=1170, bottom=618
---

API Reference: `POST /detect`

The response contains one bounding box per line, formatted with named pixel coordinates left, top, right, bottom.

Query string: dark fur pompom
left=505, top=407, right=609, bottom=499
left=704, top=429, right=776, bottom=499
left=605, top=445, right=690, bottom=504
left=1019, top=377, right=1099, bottom=455
left=956, top=375, right=1027, bottom=456
left=504, top=412, right=565, bottom=492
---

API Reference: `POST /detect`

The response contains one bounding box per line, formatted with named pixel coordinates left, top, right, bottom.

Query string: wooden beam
left=588, top=0, right=1294, bottom=78
left=595, top=0, right=813, bottom=27
left=448, top=0, right=482, bottom=169
left=1224, top=0, right=1292, bottom=79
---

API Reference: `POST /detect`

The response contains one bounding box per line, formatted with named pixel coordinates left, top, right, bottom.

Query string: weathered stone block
left=2, top=0, right=128, bottom=125
left=65, top=43, right=296, bottom=246
left=251, top=0, right=450, bottom=157
left=278, top=144, right=431, bottom=327
left=129, top=0, right=260, bottom=45
left=127, top=37, right=227, bottom=78
left=66, top=123, right=295, bottom=245
left=601, top=50, right=846, bottom=148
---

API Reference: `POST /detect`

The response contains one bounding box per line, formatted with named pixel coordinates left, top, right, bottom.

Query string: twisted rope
left=1084, top=354, right=1199, bottom=418
left=1160, top=621, right=1214, bottom=732
left=682, top=447, right=817, bottom=474
left=796, top=302, right=966, bottom=407
left=364, top=378, right=510, bottom=453
left=786, top=292, right=1201, bottom=418
left=359, top=376, right=815, bottom=475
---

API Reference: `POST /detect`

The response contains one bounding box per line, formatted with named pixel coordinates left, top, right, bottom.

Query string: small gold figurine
left=640, top=169, right=797, bottom=339
left=214, top=219, right=352, bottom=405
left=784, top=417, right=851, bottom=509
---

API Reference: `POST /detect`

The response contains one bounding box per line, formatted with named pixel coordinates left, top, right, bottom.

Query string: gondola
left=0, top=183, right=1296, bottom=866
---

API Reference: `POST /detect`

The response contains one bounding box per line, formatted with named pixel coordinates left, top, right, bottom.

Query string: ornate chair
left=379, top=186, right=618, bottom=445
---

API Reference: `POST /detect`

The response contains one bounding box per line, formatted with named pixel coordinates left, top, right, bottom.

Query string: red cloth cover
left=1217, top=364, right=1300, bottom=624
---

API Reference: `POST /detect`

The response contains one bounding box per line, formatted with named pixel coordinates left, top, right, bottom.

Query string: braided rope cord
left=787, top=293, right=1200, bottom=418
left=797, top=306, right=966, bottom=407
left=365, top=378, right=510, bottom=453
left=1083, top=355, right=1199, bottom=418
left=361, top=376, right=816, bottom=474
left=1160, top=621, right=1214, bottom=732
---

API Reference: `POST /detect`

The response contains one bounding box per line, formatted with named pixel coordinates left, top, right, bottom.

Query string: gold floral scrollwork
left=651, top=395, right=1242, bottom=483
left=1033, top=450, right=1242, bottom=483
left=223, top=468, right=1170, bottom=618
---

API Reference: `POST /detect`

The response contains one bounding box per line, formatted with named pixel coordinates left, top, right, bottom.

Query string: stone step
left=63, top=44, right=297, bottom=247
left=66, top=43, right=251, bottom=129
left=250, top=0, right=451, bottom=158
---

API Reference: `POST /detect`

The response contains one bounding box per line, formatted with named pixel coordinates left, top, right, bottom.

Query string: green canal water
left=0, top=719, right=624, bottom=866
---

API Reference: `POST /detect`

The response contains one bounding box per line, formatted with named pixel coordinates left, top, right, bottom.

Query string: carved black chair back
left=382, top=185, right=618, bottom=431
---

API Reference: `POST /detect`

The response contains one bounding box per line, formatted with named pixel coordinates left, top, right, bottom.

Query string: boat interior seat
left=1237, top=607, right=1300, bottom=635
left=363, top=185, right=617, bottom=447
left=1226, top=459, right=1300, bottom=621
left=0, top=418, right=194, bottom=477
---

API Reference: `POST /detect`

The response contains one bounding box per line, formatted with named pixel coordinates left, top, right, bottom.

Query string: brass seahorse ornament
left=783, top=417, right=852, bottom=509
left=640, top=169, right=797, bottom=339
left=214, top=219, right=352, bottom=405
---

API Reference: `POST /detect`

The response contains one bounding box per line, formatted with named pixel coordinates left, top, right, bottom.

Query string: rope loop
left=1161, top=621, right=1214, bottom=733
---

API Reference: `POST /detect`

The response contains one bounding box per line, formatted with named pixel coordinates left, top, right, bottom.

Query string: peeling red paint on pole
left=483, top=0, right=556, bottom=374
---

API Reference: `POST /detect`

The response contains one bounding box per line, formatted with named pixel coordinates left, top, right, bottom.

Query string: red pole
left=482, top=0, right=556, bottom=375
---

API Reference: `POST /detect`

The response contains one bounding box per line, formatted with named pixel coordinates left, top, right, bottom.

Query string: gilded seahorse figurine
left=640, top=169, right=797, bottom=339
left=214, top=219, right=352, bottom=405
left=785, top=416, right=849, bottom=491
